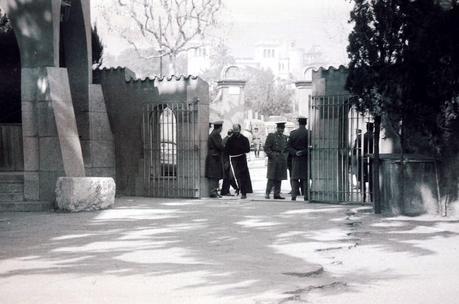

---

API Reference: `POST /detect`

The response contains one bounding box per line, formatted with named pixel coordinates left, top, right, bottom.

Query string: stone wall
left=94, top=68, right=209, bottom=196
left=312, top=65, right=349, bottom=96
left=0, top=0, right=115, bottom=204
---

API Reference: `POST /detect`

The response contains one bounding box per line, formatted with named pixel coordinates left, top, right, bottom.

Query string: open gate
left=142, top=102, right=201, bottom=198
left=308, top=95, right=373, bottom=204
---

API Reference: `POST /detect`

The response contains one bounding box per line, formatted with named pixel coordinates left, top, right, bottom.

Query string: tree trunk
left=168, top=54, right=177, bottom=75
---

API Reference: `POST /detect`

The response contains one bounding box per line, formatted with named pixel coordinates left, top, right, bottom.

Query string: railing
left=0, top=124, right=23, bottom=171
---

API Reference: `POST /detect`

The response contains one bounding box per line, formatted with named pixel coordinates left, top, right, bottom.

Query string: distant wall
left=312, top=65, right=349, bottom=96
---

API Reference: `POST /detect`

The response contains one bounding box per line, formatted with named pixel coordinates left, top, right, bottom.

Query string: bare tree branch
left=103, top=0, right=222, bottom=73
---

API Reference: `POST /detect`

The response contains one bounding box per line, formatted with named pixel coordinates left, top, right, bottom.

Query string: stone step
left=0, top=172, right=24, bottom=183
left=0, top=193, right=24, bottom=202
left=0, top=201, right=53, bottom=212
left=0, top=183, right=24, bottom=193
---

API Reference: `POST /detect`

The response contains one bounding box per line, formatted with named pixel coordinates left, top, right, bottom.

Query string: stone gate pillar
left=294, top=80, right=312, bottom=117
left=0, top=0, right=85, bottom=201
left=212, top=66, right=246, bottom=135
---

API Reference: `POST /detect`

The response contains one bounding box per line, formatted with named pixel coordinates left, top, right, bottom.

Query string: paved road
left=1, top=196, right=459, bottom=304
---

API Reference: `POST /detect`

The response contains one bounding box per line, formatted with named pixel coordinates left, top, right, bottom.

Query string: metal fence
left=142, top=102, right=200, bottom=198
left=308, top=95, right=373, bottom=204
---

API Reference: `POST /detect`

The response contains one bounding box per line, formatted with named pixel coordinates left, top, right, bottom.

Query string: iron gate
left=308, top=95, right=373, bottom=204
left=142, top=102, right=200, bottom=198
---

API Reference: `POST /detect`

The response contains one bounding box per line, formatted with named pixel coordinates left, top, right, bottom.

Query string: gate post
left=294, top=80, right=312, bottom=118
left=187, top=78, right=210, bottom=198
left=212, top=66, right=246, bottom=136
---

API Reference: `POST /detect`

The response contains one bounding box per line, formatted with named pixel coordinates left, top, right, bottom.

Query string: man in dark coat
left=363, top=122, right=374, bottom=202
left=264, top=122, right=288, bottom=199
left=205, top=121, right=224, bottom=197
left=221, top=129, right=239, bottom=196
left=225, top=124, right=253, bottom=199
left=288, top=116, right=309, bottom=201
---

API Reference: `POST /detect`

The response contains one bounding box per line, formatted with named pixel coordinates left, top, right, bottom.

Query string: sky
left=93, top=0, right=354, bottom=66
left=222, top=0, right=353, bottom=65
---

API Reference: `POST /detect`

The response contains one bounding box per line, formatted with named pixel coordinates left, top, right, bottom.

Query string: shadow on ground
left=1, top=197, right=458, bottom=303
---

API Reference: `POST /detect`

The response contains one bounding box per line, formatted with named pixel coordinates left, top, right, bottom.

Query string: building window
left=195, top=47, right=207, bottom=57
left=264, top=49, right=276, bottom=58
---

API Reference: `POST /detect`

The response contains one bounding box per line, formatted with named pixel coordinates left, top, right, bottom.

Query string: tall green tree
left=346, top=0, right=459, bottom=210
left=0, top=8, right=21, bottom=123
left=92, top=25, right=104, bottom=68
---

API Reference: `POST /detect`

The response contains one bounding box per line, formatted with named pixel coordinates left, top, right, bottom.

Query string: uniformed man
left=288, top=116, right=309, bottom=201
left=264, top=121, right=288, bottom=199
left=205, top=121, right=224, bottom=198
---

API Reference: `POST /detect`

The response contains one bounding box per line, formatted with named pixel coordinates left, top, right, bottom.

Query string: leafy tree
left=200, top=41, right=235, bottom=82
left=346, top=0, right=459, bottom=210
left=243, top=67, right=294, bottom=117
left=200, top=41, right=235, bottom=102
left=99, top=0, right=223, bottom=75
left=0, top=8, right=18, bottom=65
left=0, top=8, right=20, bottom=123
left=92, top=25, right=104, bottom=68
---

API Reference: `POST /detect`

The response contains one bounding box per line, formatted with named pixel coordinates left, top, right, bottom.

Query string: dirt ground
left=1, top=194, right=459, bottom=304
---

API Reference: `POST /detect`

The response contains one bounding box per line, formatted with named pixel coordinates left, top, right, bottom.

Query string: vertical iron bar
left=192, top=101, right=197, bottom=198
left=143, top=106, right=147, bottom=196
left=308, top=95, right=311, bottom=201
left=186, top=103, right=190, bottom=197
left=177, top=104, right=181, bottom=197
left=147, top=104, right=152, bottom=196
left=167, top=105, right=170, bottom=197
left=327, top=96, right=330, bottom=202
left=333, top=96, right=337, bottom=202
left=156, top=105, right=161, bottom=197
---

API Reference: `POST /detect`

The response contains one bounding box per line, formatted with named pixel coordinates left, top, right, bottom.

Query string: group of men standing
left=205, top=122, right=253, bottom=199
left=205, top=116, right=310, bottom=201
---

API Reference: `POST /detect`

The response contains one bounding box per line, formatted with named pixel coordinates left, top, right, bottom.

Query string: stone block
left=39, top=170, right=65, bottom=202
left=55, top=177, right=116, bottom=212
left=23, top=172, right=40, bottom=201
left=59, top=135, right=86, bottom=177
left=85, top=167, right=115, bottom=179
left=89, top=112, right=113, bottom=141
left=75, top=111, right=90, bottom=140
left=39, top=137, right=64, bottom=171
left=47, top=68, right=85, bottom=177
left=37, top=100, right=58, bottom=137
left=80, top=139, right=92, bottom=168
left=90, top=140, right=115, bottom=168
left=21, top=101, right=38, bottom=137
left=23, top=136, right=40, bottom=171
left=89, top=84, right=108, bottom=113
left=21, top=68, right=39, bottom=102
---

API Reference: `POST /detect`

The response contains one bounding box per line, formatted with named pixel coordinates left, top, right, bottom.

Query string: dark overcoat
left=288, top=126, right=309, bottom=179
left=264, top=132, right=288, bottom=180
left=225, top=134, right=253, bottom=194
left=205, top=129, right=224, bottom=179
